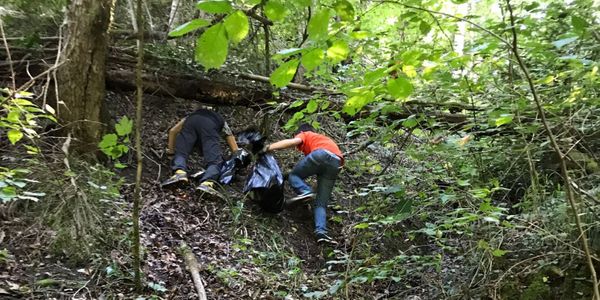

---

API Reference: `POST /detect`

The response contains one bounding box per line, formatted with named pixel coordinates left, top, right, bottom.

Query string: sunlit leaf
left=7, top=130, right=23, bottom=144
left=264, top=0, right=287, bottom=22
left=387, top=77, right=413, bottom=99
left=306, top=99, right=318, bottom=113
left=419, top=21, right=431, bottom=35
left=269, top=59, right=299, bottom=88
left=326, top=40, right=349, bottom=64
left=494, top=114, right=513, bottom=127
left=334, top=0, right=354, bottom=21
left=308, top=9, right=330, bottom=42
left=115, top=116, right=133, bottom=136
left=99, top=133, right=118, bottom=150
left=7, top=111, right=20, bottom=123
left=492, top=249, right=508, bottom=257
left=168, top=19, right=211, bottom=37
left=301, top=48, right=324, bottom=71
left=196, top=0, right=233, bottom=14
left=350, top=30, right=369, bottom=39
left=195, top=23, right=228, bottom=69
left=224, top=10, right=249, bottom=44
left=342, top=91, right=374, bottom=116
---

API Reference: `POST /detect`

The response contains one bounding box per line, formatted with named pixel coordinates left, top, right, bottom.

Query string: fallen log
left=179, top=242, right=208, bottom=300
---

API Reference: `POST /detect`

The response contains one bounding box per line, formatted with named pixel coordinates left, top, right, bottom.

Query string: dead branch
left=180, top=242, right=208, bottom=300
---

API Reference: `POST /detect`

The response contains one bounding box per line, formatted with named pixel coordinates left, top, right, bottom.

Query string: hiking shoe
left=286, top=192, right=315, bottom=206
left=196, top=181, right=223, bottom=200
left=316, top=233, right=338, bottom=245
left=161, top=170, right=188, bottom=187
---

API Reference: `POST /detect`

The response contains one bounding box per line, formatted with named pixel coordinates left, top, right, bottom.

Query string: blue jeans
left=288, top=149, right=341, bottom=235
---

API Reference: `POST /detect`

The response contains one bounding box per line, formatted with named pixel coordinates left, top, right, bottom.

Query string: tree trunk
left=57, top=0, right=112, bottom=152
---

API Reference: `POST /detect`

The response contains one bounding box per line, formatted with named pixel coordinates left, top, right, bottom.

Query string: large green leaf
left=333, top=0, right=354, bottom=21
left=196, top=0, right=233, bottom=14
left=195, top=23, right=228, bottom=69
left=326, top=40, right=350, bottom=64
left=264, top=0, right=287, bottom=22
left=168, top=19, right=211, bottom=37
left=342, top=91, right=375, bottom=116
left=298, top=0, right=312, bottom=6
left=7, top=111, right=20, bottom=123
left=387, top=77, right=413, bottom=99
left=269, top=59, right=300, bottom=88
left=306, top=99, right=318, bottom=113
left=115, top=116, right=133, bottom=136
left=224, top=10, right=249, bottom=44
left=301, top=48, right=324, bottom=71
left=308, top=9, right=331, bottom=42
left=99, top=133, right=118, bottom=150
left=7, top=130, right=23, bottom=144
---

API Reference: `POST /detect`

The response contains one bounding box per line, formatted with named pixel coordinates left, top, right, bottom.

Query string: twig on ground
left=179, top=241, right=208, bottom=300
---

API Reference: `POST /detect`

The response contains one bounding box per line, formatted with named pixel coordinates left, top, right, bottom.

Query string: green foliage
left=168, top=19, right=211, bottom=37
left=224, top=11, right=249, bottom=44
left=307, top=9, right=331, bottom=42
left=99, top=116, right=132, bottom=168
left=269, top=59, right=299, bottom=88
left=195, top=23, right=229, bottom=70
left=196, top=0, right=233, bottom=14
left=264, top=0, right=287, bottom=22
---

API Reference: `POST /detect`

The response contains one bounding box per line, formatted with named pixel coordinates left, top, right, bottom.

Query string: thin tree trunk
left=127, top=0, right=138, bottom=32
left=57, top=0, right=112, bottom=151
left=168, top=0, right=182, bottom=32
left=132, top=0, right=145, bottom=291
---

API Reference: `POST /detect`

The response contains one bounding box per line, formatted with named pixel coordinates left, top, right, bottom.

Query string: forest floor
left=3, top=90, right=425, bottom=299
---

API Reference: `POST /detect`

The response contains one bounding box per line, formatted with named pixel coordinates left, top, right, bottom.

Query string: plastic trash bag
left=237, top=129, right=266, bottom=154
left=219, top=149, right=251, bottom=185
left=243, top=153, right=284, bottom=213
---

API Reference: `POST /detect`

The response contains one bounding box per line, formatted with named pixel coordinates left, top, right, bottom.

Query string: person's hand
left=257, top=144, right=270, bottom=155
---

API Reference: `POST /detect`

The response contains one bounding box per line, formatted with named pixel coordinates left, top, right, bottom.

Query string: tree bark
left=57, top=0, right=112, bottom=152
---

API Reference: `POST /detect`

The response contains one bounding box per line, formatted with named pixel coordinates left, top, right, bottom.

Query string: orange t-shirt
left=295, top=131, right=344, bottom=163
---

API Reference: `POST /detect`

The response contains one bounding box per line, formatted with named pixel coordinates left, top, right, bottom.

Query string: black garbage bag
left=243, top=153, right=284, bottom=213
left=237, top=129, right=266, bottom=154
left=219, top=149, right=251, bottom=185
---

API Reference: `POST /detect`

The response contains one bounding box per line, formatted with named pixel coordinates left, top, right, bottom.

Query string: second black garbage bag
left=238, top=129, right=284, bottom=213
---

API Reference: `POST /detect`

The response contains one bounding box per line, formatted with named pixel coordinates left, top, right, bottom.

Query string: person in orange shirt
left=262, top=123, right=343, bottom=245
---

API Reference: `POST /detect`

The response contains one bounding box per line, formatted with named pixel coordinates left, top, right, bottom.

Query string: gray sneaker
left=316, top=233, right=338, bottom=245
left=286, top=192, right=315, bottom=206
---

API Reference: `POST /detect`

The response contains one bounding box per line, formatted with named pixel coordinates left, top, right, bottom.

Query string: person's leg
left=313, top=151, right=341, bottom=238
left=171, top=118, right=198, bottom=172
left=197, top=119, right=224, bottom=183
left=288, top=152, right=321, bottom=195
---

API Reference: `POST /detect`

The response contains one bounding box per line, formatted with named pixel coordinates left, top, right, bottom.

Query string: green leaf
left=195, top=23, right=228, bottom=70
left=571, top=16, right=587, bottom=32
left=297, top=0, right=312, bottom=6
left=308, top=9, right=331, bottom=42
left=269, top=59, right=300, bottom=88
left=494, top=114, right=513, bottom=127
left=492, top=249, right=508, bottom=257
left=419, top=21, right=431, bottom=35
left=289, top=100, right=304, bottom=108
left=7, top=130, right=23, bottom=144
left=115, top=116, right=133, bottom=136
left=99, top=133, right=118, bottom=150
left=402, top=117, right=418, bottom=128
left=301, top=48, right=324, bottom=71
left=7, top=111, right=20, bottom=123
left=264, top=0, right=287, bottom=22
left=350, top=30, right=369, bottom=39
left=306, top=99, right=318, bottom=113
left=326, top=40, right=350, bottom=64
left=196, top=0, right=233, bottom=14
left=333, top=0, right=354, bottom=21
left=224, top=11, right=249, bottom=44
left=451, top=0, right=468, bottom=3
left=552, top=36, right=578, bottom=49
left=387, top=77, right=413, bottom=99
left=168, top=19, right=211, bottom=37
left=354, top=223, right=369, bottom=229
left=342, top=91, right=374, bottom=116
left=114, top=162, right=127, bottom=169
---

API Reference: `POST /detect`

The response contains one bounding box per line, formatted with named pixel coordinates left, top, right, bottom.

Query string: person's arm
left=267, top=138, right=302, bottom=151
left=167, top=118, right=186, bottom=154
left=226, top=135, right=239, bottom=152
